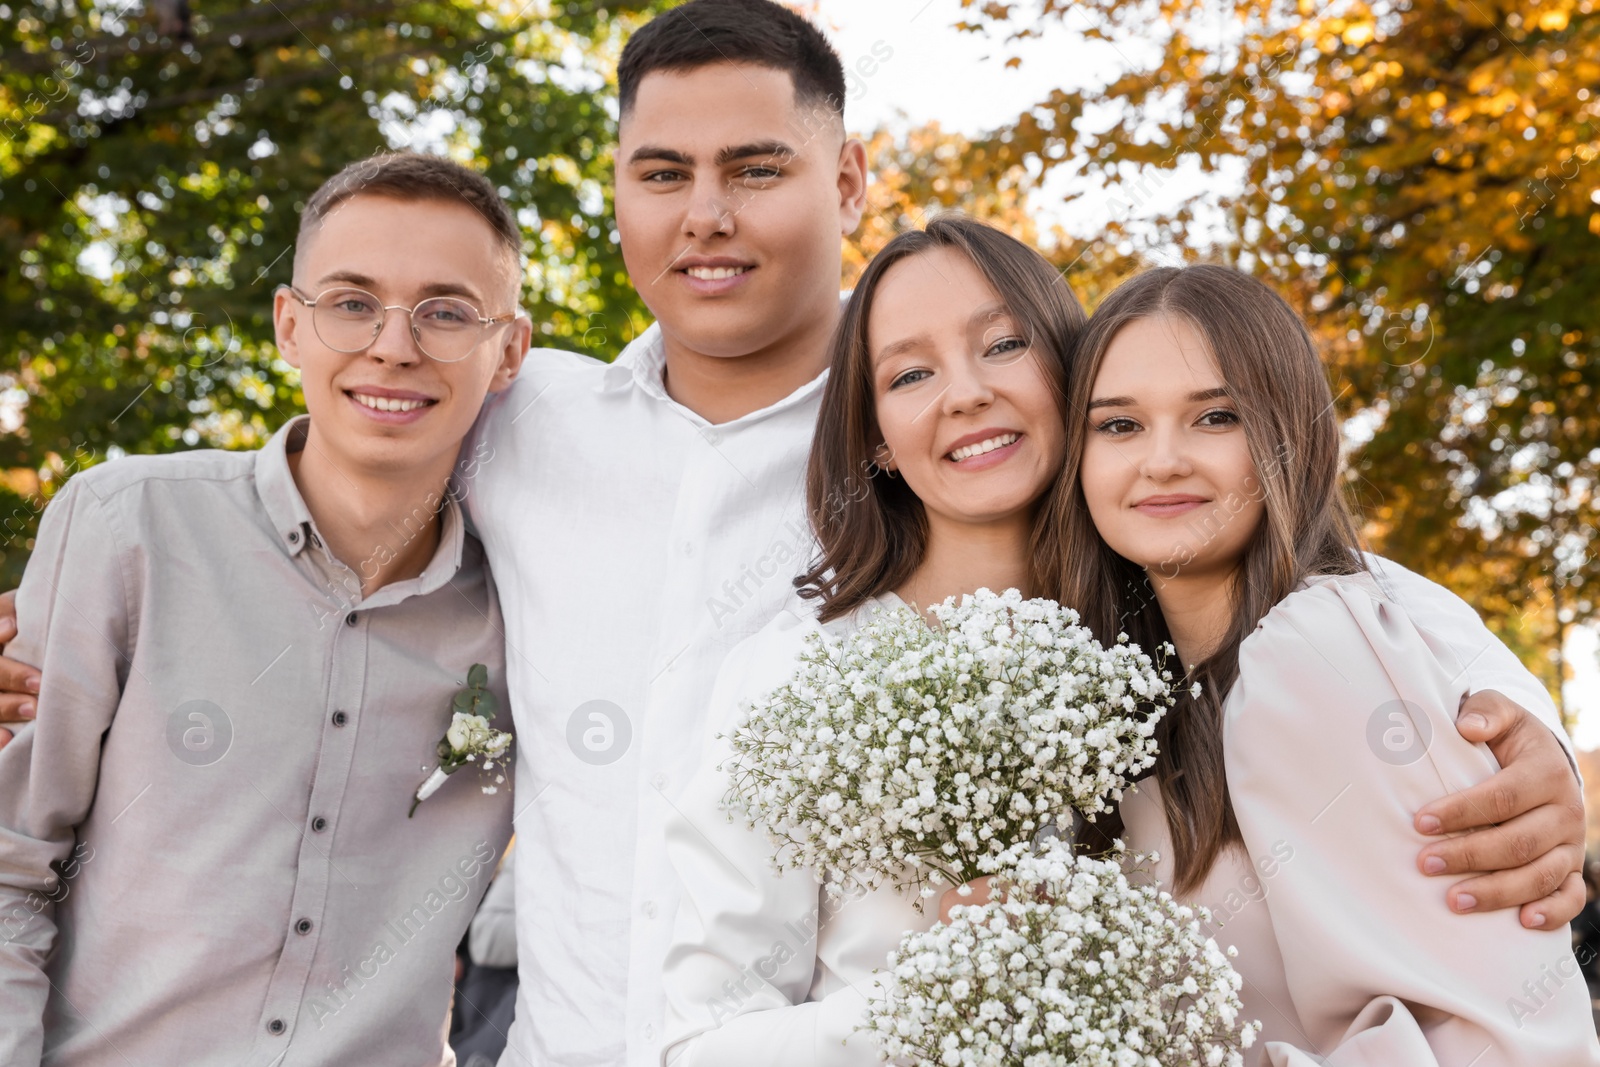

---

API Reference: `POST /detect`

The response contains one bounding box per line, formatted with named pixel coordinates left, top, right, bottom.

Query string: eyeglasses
left=280, top=285, right=522, bottom=363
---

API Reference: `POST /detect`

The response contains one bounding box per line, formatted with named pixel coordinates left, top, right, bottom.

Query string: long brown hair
left=1040, top=265, right=1366, bottom=893
left=796, top=215, right=1087, bottom=622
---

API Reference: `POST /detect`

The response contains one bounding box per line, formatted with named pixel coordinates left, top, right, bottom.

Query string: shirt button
left=295, top=918, right=313, bottom=935
left=681, top=541, right=694, bottom=557
left=345, top=611, right=358, bottom=627
left=267, top=1019, right=286, bottom=1035
left=311, top=816, right=328, bottom=832
left=643, top=1022, right=656, bottom=1041
left=287, top=530, right=299, bottom=544
left=642, top=900, right=657, bottom=918
left=703, top=429, right=722, bottom=446
left=650, top=773, right=668, bottom=791
left=332, top=710, right=349, bottom=727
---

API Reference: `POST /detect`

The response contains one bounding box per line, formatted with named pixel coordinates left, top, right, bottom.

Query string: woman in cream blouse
left=659, top=219, right=1600, bottom=1066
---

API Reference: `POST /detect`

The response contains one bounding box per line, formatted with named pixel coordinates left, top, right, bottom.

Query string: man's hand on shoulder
left=0, top=589, right=41, bottom=751
left=1415, top=690, right=1586, bottom=930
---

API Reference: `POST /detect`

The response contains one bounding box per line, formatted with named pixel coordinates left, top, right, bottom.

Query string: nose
left=365, top=305, right=424, bottom=366
left=936, top=349, right=996, bottom=419
left=1139, top=423, right=1194, bottom=481
left=681, top=174, right=736, bottom=242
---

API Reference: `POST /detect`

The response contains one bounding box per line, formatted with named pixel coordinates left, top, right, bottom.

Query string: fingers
left=0, top=656, right=40, bottom=722
left=1520, top=872, right=1587, bottom=931
left=1452, top=689, right=1522, bottom=745
left=1415, top=741, right=1565, bottom=836
left=1437, top=843, right=1583, bottom=917
left=1418, top=804, right=1569, bottom=876
left=0, top=692, right=36, bottom=724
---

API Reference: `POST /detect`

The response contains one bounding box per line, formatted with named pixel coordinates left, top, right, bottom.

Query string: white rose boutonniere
left=410, top=663, right=513, bottom=817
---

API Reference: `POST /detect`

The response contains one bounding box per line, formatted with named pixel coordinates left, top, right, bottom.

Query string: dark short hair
left=296, top=152, right=521, bottom=267
left=796, top=215, right=1087, bottom=622
left=618, top=0, right=846, bottom=120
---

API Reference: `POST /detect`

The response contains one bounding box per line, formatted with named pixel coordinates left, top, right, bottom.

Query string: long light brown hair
left=795, top=215, right=1087, bottom=621
left=1040, top=265, right=1366, bottom=893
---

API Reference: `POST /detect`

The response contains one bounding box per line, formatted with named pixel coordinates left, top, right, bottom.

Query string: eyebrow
left=871, top=302, right=1014, bottom=366
left=626, top=140, right=798, bottom=167
left=716, top=140, right=796, bottom=165
left=313, top=271, right=485, bottom=306
left=1086, top=386, right=1231, bottom=410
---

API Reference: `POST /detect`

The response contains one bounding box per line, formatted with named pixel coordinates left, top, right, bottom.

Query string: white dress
left=660, top=572, right=1599, bottom=1067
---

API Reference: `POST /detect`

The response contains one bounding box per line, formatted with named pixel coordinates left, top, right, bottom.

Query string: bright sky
left=812, top=0, right=1600, bottom=745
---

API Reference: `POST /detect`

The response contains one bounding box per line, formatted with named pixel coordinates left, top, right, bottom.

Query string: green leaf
left=467, top=663, right=489, bottom=689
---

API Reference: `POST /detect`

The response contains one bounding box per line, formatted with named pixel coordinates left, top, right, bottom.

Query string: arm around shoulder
left=1224, top=575, right=1600, bottom=1065
left=0, top=476, right=135, bottom=1067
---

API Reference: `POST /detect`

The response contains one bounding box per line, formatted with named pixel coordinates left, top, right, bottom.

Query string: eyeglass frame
left=278, top=283, right=524, bottom=363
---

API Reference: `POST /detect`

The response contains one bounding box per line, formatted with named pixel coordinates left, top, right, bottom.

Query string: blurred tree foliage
left=956, top=0, right=1600, bottom=709
left=844, top=123, right=1145, bottom=306
left=0, top=0, right=665, bottom=587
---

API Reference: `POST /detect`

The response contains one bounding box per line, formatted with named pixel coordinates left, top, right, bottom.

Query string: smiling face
left=1079, top=314, right=1264, bottom=582
left=273, top=194, right=530, bottom=482
left=869, top=246, right=1066, bottom=528
left=614, top=62, right=866, bottom=362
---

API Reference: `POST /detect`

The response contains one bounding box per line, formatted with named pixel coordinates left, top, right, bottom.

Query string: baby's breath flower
left=868, top=841, right=1257, bottom=1067
left=722, top=588, right=1175, bottom=901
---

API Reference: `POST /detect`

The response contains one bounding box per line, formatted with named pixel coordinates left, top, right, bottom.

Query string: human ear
left=273, top=286, right=304, bottom=370
left=872, top=440, right=897, bottom=473
left=488, top=312, right=533, bottom=394
left=837, top=137, right=868, bottom=235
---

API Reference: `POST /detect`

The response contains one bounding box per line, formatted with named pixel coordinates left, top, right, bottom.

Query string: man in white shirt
left=459, top=3, right=1588, bottom=1065
left=0, top=2, right=1586, bottom=1065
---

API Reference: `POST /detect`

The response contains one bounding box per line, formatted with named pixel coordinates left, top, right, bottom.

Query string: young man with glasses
left=0, top=153, right=526, bottom=1066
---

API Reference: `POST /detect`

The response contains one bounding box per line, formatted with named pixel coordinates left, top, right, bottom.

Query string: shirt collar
left=256, top=416, right=318, bottom=557
left=254, top=414, right=468, bottom=598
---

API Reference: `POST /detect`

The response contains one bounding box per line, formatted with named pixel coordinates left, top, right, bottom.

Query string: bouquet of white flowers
left=869, top=839, right=1259, bottom=1067
left=723, top=588, right=1175, bottom=903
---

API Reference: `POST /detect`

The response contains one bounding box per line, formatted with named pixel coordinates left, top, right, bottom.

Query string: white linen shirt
left=468, top=325, right=826, bottom=1067
left=466, top=319, right=1575, bottom=1067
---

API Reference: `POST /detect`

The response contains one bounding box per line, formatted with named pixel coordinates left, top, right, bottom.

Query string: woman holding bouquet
left=660, top=217, right=1088, bottom=1066
left=658, top=217, right=1597, bottom=1065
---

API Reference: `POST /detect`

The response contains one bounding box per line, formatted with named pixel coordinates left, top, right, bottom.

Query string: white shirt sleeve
left=1363, top=553, right=1576, bottom=778
left=659, top=614, right=901, bottom=1067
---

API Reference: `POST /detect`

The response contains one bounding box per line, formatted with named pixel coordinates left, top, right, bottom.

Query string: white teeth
left=351, top=392, right=429, bottom=413
left=685, top=266, right=751, bottom=280
left=948, top=433, right=1020, bottom=461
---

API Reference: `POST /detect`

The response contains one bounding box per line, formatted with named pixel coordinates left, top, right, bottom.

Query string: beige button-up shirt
left=0, top=415, right=515, bottom=1067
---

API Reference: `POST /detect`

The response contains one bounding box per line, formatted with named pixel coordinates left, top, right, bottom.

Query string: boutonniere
left=410, top=663, right=513, bottom=817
